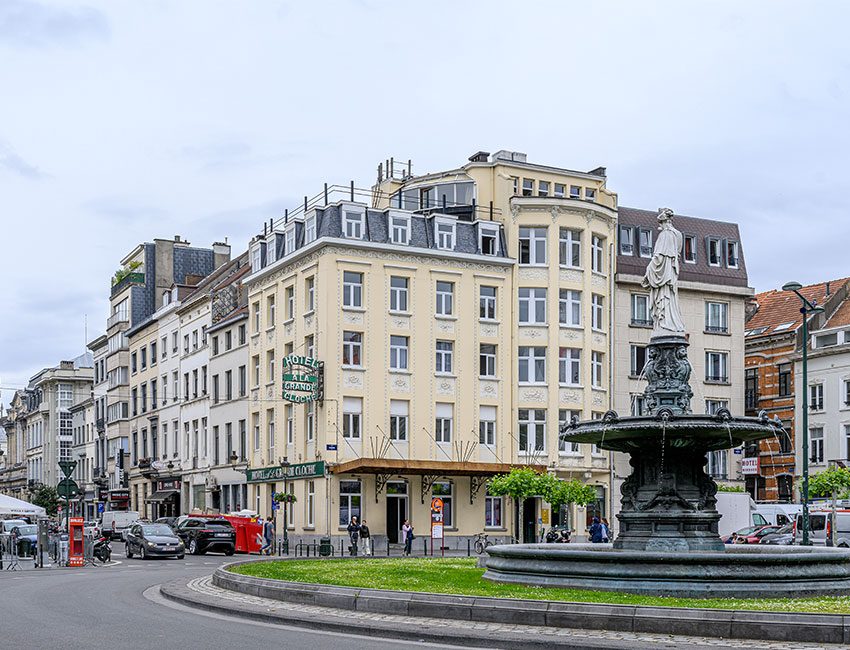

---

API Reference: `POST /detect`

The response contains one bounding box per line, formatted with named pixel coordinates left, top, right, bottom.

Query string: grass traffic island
left=230, top=557, right=850, bottom=615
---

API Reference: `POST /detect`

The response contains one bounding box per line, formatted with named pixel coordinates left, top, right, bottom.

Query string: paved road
left=0, top=554, right=469, bottom=650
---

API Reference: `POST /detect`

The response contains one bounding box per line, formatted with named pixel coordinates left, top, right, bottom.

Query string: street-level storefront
left=250, top=458, right=544, bottom=548
left=146, top=477, right=181, bottom=519
left=107, top=488, right=130, bottom=511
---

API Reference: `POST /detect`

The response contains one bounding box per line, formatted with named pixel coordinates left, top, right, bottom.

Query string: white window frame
left=435, top=281, right=454, bottom=316
left=390, top=335, right=409, bottom=371
left=284, top=225, right=296, bottom=256
left=591, top=235, right=604, bottom=273
left=631, top=293, right=651, bottom=326
left=435, top=340, right=454, bottom=375
left=727, top=240, right=739, bottom=268
left=684, top=235, right=697, bottom=263
left=591, top=294, right=604, bottom=331
left=559, top=409, right=582, bottom=453
left=519, top=287, right=547, bottom=325
left=559, top=348, right=581, bottom=386
left=518, top=408, right=546, bottom=453
left=518, top=227, right=547, bottom=265
left=389, top=213, right=411, bottom=245
left=705, top=301, right=729, bottom=333
left=435, top=403, right=453, bottom=444
left=434, top=218, right=456, bottom=250
left=306, top=277, right=315, bottom=313
left=479, top=224, right=500, bottom=255
left=342, top=331, right=362, bottom=367
left=389, top=400, right=408, bottom=441
left=638, top=228, right=653, bottom=257
left=479, top=343, right=497, bottom=378
left=708, top=237, right=721, bottom=266
left=485, top=493, right=502, bottom=528
left=342, top=271, right=363, bottom=308
left=343, top=209, right=365, bottom=239
left=538, top=180, right=550, bottom=197
left=285, top=286, right=295, bottom=320
left=630, top=345, right=647, bottom=377
left=810, top=427, right=824, bottom=464
left=810, top=384, right=824, bottom=411
left=479, top=405, right=496, bottom=446
left=389, top=276, right=409, bottom=312
left=342, top=397, right=362, bottom=439
left=559, top=228, right=581, bottom=267
left=559, top=289, right=581, bottom=327
left=705, top=351, right=729, bottom=383
left=479, top=286, right=497, bottom=321
left=518, top=346, right=546, bottom=384
left=304, top=214, right=316, bottom=244
left=591, top=351, right=604, bottom=388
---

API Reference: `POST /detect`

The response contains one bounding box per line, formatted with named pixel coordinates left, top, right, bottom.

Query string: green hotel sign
left=283, top=354, right=324, bottom=403
left=246, top=461, right=325, bottom=484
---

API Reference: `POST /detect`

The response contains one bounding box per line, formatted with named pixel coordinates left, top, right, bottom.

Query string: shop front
left=146, top=478, right=181, bottom=519
left=107, top=489, right=130, bottom=511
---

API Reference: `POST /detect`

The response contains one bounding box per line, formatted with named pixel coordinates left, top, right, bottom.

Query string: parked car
left=84, top=521, right=101, bottom=538
left=173, top=516, right=235, bottom=555
left=722, top=525, right=765, bottom=544
left=759, top=523, right=795, bottom=545
left=735, top=525, right=781, bottom=544
left=795, top=510, right=850, bottom=547
left=9, top=524, right=37, bottom=556
left=124, top=523, right=184, bottom=560
left=101, top=511, right=140, bottom=540
left=1, top=519, right=28, bottom=534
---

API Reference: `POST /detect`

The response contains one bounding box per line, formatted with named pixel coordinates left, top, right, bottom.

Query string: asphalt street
left=0, top=553, right=472, bottom=650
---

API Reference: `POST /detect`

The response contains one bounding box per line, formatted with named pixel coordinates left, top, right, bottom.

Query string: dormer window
left=707, top=237, right=721, bottom=266
left=266, top=237, right=277, bottom=265
left=344, top=210, right=364, bottom=239
left=250, top=241, right=265, bottom=272
left=284, top=226, right=295, bottom=256
left=639, top=228, right=653, bottom=257
left=435, top=220, right=455, bottom=250
left=726, top=241, right=739, bottom=268
left=619, top=226, right=634, bottom=255
left=390, top=214, right=411, bottom=245
left=683, top=235, right=696, bottom=263
left=569, top=185, right=581, bottom=199
left=585, top=188, right=596, bottom=201
left=479, top=225, right=499, bottom=255
left=304, top=214, right=316, bottom=244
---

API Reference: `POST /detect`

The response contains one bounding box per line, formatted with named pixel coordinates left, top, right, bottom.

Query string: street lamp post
left=782, top=282, right=825, bottom=546
left=279, top=456, right=290, bottom=554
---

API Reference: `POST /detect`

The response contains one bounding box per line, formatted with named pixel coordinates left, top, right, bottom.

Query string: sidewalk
left=159, top=574, right=845, bottom=650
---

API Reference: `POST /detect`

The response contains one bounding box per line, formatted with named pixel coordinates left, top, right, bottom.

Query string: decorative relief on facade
left=390, top=375, right=410, bottom=392
left=343, top=311, right=364, bottom=325
left=304, top=314, right=314, bottom=329
left=560, top=388, right=581, bottom=404
left=559, top=328, right=580, bottom=342
left=479, top=323, right=498, bottom=338
left=510, top=203, right=521, bottom=222
left=284, top=322, right=293, bottom=337
left=343, top=372, right=363, bottom=388
left=519, top=326, right=546, bottom=340
left=437, top=378, right=455, bottom=395
left=591, top=273, right=607, bottom=288
left=592, top=392, right=605, bottom=407
left=559, top=269, right=583, bottom=283
left=391, top=317, right=409, bottom=330
left=251, top=389, right=259, bottom=404
left=436, top=320, right=454, bottom=334
left=592, top=333, right=606, bottom=346
left=520, top=387, right=547, bottom=403
left=479, top=381, right=498, bottom=398
left=519, top=267, right=548, bottom=281
left=266, top=386, right=273, bottom=399
left=266, top=331, right=274, bottom=344
left=550, top=206, right=561, bottom=222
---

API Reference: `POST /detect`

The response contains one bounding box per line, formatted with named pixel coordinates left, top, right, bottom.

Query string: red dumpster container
left=221, top=515, right=263, bottom=554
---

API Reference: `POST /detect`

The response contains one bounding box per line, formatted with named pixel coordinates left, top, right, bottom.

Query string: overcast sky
left=1, top=0, right=849, bottom=396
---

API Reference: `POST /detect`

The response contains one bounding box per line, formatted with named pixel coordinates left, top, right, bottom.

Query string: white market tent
left=0, top=493, right=46, bottom=518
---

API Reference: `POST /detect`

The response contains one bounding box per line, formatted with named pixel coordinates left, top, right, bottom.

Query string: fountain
left=483, top=208, right=850, bottom=597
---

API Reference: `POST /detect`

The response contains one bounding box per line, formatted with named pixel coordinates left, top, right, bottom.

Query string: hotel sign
left=282, top=354, right=324, bottom=403
left=246, top=461, right=325, bottom=484
left=741, top=457, right=760, bottom=475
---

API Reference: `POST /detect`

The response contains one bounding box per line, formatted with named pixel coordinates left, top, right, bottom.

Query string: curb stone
left=208, top=559, right=850, bottom=645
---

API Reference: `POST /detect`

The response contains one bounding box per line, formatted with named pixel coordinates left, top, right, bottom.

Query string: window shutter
left=705, top=237, right=711, bottom=263
left=721, top=238, right=728, bottom=266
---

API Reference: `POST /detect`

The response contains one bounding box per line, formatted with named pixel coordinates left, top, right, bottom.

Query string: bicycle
left=473, top=532, right=493, bottom=555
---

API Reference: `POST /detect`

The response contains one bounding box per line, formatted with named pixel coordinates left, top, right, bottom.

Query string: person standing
left=255, top=516, right=266, bottom=554
left=359, top=519, right=371, bottom=556
left=263, top=515, right=276, bottom=555
left=402, top=519, right=413, bottom=556
left=347, top=516, right=360, bottom=556
left=589, top=516, right=603, bottom=543
left=601, top=518, right=611, bottom=543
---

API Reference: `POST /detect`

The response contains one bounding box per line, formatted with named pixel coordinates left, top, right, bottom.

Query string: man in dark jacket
left=346, top=516, right=360, bottom=556
left=589, top=516, right=604, bottom=543
left=359, top=519, right=371, bottom=556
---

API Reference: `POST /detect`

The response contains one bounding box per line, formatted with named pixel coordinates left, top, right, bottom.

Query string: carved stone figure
left=641, top=208, right=685, bottom=334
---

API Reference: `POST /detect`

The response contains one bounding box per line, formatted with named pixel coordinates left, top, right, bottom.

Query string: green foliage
left=232, top=558, right=850, bottom=614
left=31, top=485, right=59, bottom=517
left=111, top=260, right=142, bottom=286
left=716, top=484, right=746, bottom=493
left=809, top=467, right=850, bottom=499
left=273, top=491, right=297, bottom=504
left=487, top=468, right=596, bottom=507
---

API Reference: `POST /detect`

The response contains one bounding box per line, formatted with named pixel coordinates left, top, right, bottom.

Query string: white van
left=755, top=504, right=801, bottom=526
left=101, top=511, right=140, bottom=540
left=794, top=510, right=850, bottom=547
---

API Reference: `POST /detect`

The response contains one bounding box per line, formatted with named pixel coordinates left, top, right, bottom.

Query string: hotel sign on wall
left=282, top=354, right=324, bottom=403
left=246, top=461, right=326, bottom=483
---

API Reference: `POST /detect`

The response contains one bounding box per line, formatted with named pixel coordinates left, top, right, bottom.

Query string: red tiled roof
left=824, top=297, right=850, bottom=329
left=746, top=278, right=850, bottom=338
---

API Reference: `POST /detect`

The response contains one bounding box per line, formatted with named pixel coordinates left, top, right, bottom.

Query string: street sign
left=58, top=460, right=78, bottom=477
left=97, top=502, right=105, bottom=514
left=271, top=500, right=279, bottom=511
left=430, top=497, right=444, bottom=557
left=326, top=444, right=338, bottom=451
left=57, top=478, right=80, bottom=499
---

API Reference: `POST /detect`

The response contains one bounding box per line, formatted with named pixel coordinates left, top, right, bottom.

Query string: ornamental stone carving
left=559, top=328, right=580, bottom=342
left=266, top=386, right=273, bottom=399
left=391, top=317, right=409, bottom=329
left=436, top=320, right=454, bottom=334
left=559, top=269, right=583, bottom=283
left=284, top=322, right=293, bottom=337
left=479, top=323, right=498, bottom=338
left=343, top=372, right=363, bottom=388
left=391, top=375, right=410, bottom=392
left=304, top=314, right=314, bottom=329
left=560, top=388, right=580, bottom=404
left=520, top=326, right=545, bottom=340
left=343, top=311, right=364, bottom=325
left=591, top=273, right=607, bottom=288
left=592, top=333, right=606, bottom=346
left=480, top=381, right=498, bottom=398
left=519, top=267, right=548, bottom=281
left=592, top=392, right=605, bottom=406
left=510, top=203, right=521, bottom=221
left=437, top=378, right=455, bottom=395
left=520, top=387, right=547, bottom=403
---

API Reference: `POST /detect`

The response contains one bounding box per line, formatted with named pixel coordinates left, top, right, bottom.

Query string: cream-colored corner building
left=612, top=207, right=753, bottom=529
left=245, top=150, right=619, bottom=547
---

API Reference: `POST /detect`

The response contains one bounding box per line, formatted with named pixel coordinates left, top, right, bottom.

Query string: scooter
left=545, top=527, right=571, bottom=543
left=93, top=536, right=112, bottom=563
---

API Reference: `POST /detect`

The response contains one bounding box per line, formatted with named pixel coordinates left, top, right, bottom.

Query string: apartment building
left=613, top=207, right=753, bottom=512
left=87, top=335, right=109, bottom=511
left=744, top=279, right=848, bottom=502
left=22, top=354, right=93, bottom=491
left=103, top=236, right=228, bottom=512
left=0, top=390, right=29, bottom=499
left=243, top=150, right=619, bottom=545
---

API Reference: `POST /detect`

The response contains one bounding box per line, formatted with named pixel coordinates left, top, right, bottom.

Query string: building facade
left=613, top=207, right=753, bottom=517
left=744, top=279, right=848, bottom=502
left=0, top=390, right=29, bottom=499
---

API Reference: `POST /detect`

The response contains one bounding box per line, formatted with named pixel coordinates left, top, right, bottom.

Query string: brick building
left=744, top=278, right=849, bottom=502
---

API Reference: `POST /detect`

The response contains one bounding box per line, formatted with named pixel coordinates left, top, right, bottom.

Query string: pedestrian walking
left=359, top=519, right=371, bottom=556
left=589, top=516, right=604, bottom=543
left=601, top=518, right=611, bottom=543
left=347, top=516, right=360, bottom=556
left=402, top=519, right=414, bottom=556
left=263, top=515, right=276, bottom=555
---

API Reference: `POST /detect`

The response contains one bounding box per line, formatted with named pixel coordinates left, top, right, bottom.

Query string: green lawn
left=230, top=557, right=850, bottom=614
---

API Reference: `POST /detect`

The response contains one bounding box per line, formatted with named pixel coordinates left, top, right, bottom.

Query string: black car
left=174, top=517, right=235, bottom=555
left=125, top=523, right=185, bottom=559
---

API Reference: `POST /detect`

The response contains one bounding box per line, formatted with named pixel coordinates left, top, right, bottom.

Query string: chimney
left=826, top=282, right=831, bottom=296
left=174, top=235, right=181, bottom=242
left=468, top=151, right=490, bottom=163
left=213, top=241, right=232, bottom=269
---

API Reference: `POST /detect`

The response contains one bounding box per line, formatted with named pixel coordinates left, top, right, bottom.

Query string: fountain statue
left=482, top=208, right=850, bottom=597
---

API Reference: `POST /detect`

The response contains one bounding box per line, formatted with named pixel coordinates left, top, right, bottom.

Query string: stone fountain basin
left=562, top=414, right=782, bottom=453
left=482, top=543, right=850, bottom=598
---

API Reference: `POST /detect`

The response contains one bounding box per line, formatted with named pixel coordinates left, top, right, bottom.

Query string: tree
left=31, top=485, right=59, bottom=517
left=488, top=468, right=598, bottom=542
left=809, top=467, right=850, bottom=499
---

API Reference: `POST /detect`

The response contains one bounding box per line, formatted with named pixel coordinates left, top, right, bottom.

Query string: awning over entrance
left=146, top=489, right=179, bottom=503
left=329, top=458, right=546, bottom=504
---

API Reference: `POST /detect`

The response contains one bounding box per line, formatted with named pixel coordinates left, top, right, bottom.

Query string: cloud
left=0, top=140, right=48, bottom=179
left=0, top=0, right=108, bottom=48
left=82, top=196, right=169, bottom=222
left=180, top=139, right=305, bottom=172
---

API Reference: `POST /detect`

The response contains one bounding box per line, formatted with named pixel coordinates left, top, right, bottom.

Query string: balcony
left=110, top=272, right=145, bottom=298
left=107, top=312, right=129, bottom=329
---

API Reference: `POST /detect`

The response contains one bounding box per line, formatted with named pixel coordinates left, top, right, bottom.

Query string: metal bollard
left=423, top=538, right=427, bottom=556
left=467, top=539, right=470, bottom=556
left=387, top=539, right=390, bottom=556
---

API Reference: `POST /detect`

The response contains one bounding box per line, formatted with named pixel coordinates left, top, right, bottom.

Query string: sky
left=1, top=0, right=849, bottom=395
